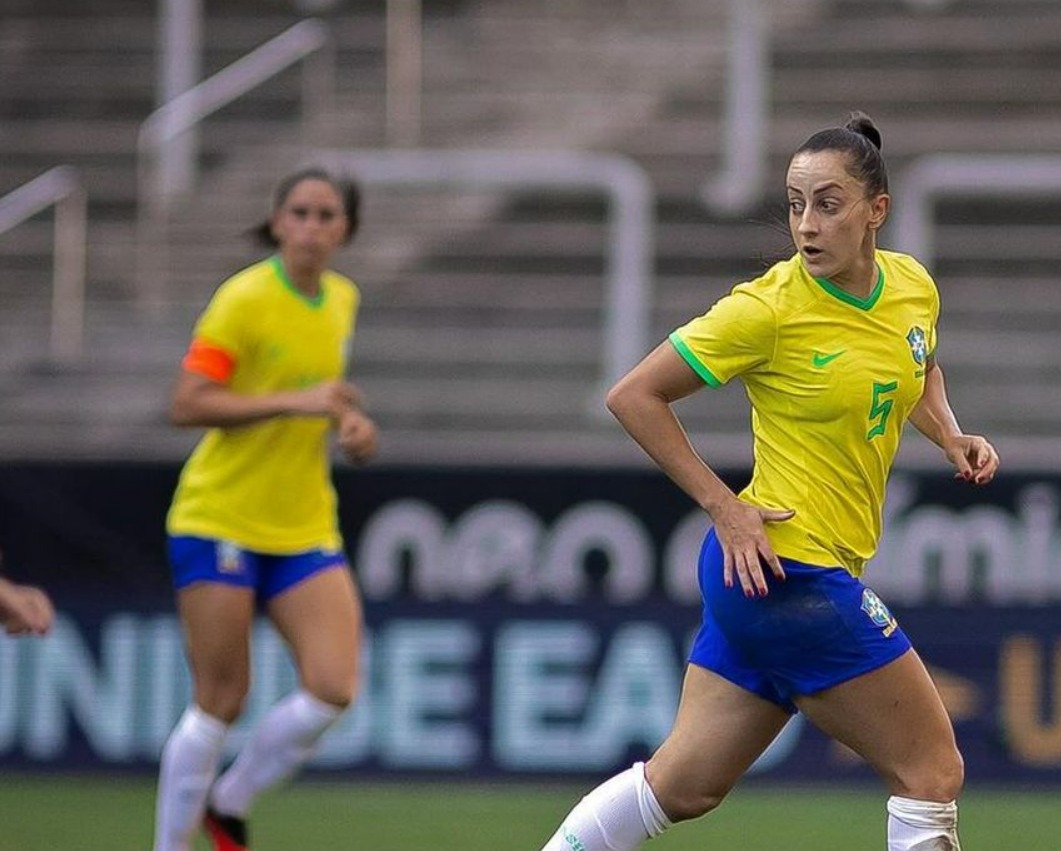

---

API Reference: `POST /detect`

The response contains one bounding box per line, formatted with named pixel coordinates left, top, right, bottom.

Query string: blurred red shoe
left=204, top=805, right=250, bottom=851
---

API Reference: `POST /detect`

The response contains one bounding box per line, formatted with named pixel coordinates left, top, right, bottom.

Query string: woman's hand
left=711, top=498, right=795, bottom=597
left=337, top=408, right=379, bottom=464
left=290, top=380, right=362, bottom=419
left=942, top=434, right=999, bottom=485
left=0, top=579, right=55, bottom=636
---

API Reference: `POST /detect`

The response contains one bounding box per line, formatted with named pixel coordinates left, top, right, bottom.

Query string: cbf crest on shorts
left=216, top=540, right=246, bottom=575
left=906, top=326, right=927, bottom=365
left=861, top=588, right=898, bottom=637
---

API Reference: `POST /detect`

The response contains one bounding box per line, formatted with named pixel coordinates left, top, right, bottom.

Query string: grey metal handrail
left=139, top=18, right=335, bottom=212
left=700, top=0, right=959, bottom=218
left=315, top=149, right=655, bottom=398
left=387, top=0, right=422, bottom=146
left=890, top=154, right=1061, bottom=270
left=700, top=0, right=768, bottom=218
left=0, top=167, right=88, bottom=362
left=137, top=19, right=336, bottom=308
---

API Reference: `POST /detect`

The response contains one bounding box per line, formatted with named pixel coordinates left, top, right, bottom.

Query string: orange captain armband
left=182, top=338, right=237, bottom=383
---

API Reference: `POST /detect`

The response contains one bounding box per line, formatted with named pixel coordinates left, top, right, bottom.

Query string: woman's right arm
left=606, top=342, right=792, bottom=596
left=170, top=371, right=358, bottom=429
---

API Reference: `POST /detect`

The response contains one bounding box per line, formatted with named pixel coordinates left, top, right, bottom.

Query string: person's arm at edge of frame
left=907, top=356, right=1000, bottom=485
left=0, top=551, right=55, bottom=636
left=606, top=341, right=794, bottom=597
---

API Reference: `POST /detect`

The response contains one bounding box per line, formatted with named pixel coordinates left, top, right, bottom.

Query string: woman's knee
left=654, top=784, right=727, bottom=823
left=896, top=747, right=965, bottom=803
left=645, top=757, right=729, bottom=822
left=300, top=666, right=358, bottom=709
left=194, top=685, right=248, bottom=723
left=193, top=670, right=250, bottom=723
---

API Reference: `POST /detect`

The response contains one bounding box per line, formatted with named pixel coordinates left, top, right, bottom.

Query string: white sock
left=210, top=689, right=344, bottom=818
left=153, top=705, right=229, bottom=851
left=541, top=762, right=671, bottom=851
left=887, top=796, right=961, bottom=850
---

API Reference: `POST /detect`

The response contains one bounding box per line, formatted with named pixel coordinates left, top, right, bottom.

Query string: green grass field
left=0, top=776, right=1057, bottom=850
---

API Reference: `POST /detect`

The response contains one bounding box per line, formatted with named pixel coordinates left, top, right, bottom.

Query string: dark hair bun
left=844, top=110, right=883, bottom=151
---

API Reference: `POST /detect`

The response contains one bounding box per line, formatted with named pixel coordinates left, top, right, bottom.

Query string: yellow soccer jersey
left=670, top=250, right=938, bottom=575
left=167, top=256, right=360, bottom=553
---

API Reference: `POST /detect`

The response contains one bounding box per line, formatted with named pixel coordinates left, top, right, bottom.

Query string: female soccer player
left=152, top=168, right=377, bottom=851
left=539, top=113, right=998, bottom=851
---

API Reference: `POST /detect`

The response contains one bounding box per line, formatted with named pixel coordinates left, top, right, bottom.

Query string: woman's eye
left=290, top=207, right=309, bottom=218
left=788, top=201, right=803, bottom=214
left=320, top=210, right=336, bottom=222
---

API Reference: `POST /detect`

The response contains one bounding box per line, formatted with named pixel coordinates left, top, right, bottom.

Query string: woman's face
left=270, top=179, right=349, bottom=265
left=786, top=150, right=888, bottom=284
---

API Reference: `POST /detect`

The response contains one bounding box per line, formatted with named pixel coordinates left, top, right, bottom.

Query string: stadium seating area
left=1, top=0, right=1058, bottom=467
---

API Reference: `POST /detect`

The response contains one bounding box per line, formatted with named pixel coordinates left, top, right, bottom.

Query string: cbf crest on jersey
left=906, top=326, right=927, bottom=365
left=861, top=588, right=898, bottom=637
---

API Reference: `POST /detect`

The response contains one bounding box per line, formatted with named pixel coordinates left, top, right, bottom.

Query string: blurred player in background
left=0, top=550, right=54, bottom=636
left=539, top=113, right=998, bottom=851
left=151, top=168, right=377, bottom=851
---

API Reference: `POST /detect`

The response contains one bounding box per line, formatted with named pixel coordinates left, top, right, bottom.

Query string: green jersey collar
left=272, top=255, right=326, bottom=308
left=812, top=263, right=885, bottom=311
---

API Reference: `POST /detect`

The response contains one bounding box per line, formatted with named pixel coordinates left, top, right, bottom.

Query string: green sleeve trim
left=668, top=331, right=722, bottom=387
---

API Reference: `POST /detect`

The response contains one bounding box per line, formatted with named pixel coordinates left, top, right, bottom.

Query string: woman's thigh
left=647, top=664, right=792, bottom=821
left=794, top=648, right=963, bottom=801
left=177, top=582, right=256, bottom=720
left=265, top=566, right=362, bottom=707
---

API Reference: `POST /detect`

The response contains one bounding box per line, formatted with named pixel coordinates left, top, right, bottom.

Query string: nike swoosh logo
left=812, top=350, right=845, bottom=368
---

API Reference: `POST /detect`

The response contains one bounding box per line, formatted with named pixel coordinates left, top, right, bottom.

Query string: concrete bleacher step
left=774, top=68, right=1061, bottom=108
left=776, top=13, right=1061, bottom=57
left=0, top=118, right=311, bottom=158
left=626, top=113, right=1061, bottom=158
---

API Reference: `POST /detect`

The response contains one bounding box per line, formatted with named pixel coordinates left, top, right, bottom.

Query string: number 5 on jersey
left=867, top=380, right=898, bottom=440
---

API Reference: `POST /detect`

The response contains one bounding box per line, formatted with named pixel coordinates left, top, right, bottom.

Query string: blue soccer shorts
left=168, top=535, right=348, bottom=602
left=689, top=528, right=912, bottom=714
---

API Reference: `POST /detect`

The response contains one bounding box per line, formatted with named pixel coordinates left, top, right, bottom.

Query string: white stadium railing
left=140, top=18, right=335, bottom=213
left=157, top=0, right=424, bottom=150
left=138, top=19, right=336, bottom=308
left=387, top=0, right=423, bottom=147
left=0, top=167, right=88, bottom=362
left=890, top=154, right=1061, bottom=271
left=700, top=0, right=962, bottom=218
left=315, top=149, right=655, bottom=400
left=700, top=0, right=769, bottom=218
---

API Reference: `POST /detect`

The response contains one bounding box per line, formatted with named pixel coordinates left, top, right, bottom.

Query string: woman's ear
left=868, top=193, right=890, bottom=231
left=268, top=213, right=282, bottom=244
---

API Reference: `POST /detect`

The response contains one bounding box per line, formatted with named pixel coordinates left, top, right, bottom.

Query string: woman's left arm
left=908, top=359, right=1000, bottom=485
